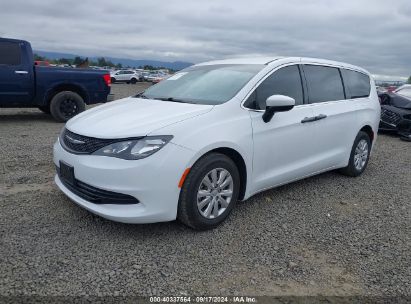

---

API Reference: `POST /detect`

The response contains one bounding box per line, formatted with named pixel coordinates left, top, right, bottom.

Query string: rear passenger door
left=301, top=64, right=358, bottom=169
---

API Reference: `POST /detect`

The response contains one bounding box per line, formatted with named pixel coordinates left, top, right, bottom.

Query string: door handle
left=315, top=114, right=327, bottom=121
left=301, top=116, right=317, bottom=123
left=15, top=71, right=28, bottom=74
left=301, top=114, right=328, bottom=123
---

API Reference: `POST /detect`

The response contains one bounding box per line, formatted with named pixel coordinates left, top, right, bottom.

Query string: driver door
left=247, top=65, right=318, bottom=194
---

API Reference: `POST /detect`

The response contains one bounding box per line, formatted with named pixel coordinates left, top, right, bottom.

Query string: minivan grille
left=381, top=108, right=402, bottom=126
left=56, top=166, right=139, bottom=204
left=60, top=128, right=116, bottom=154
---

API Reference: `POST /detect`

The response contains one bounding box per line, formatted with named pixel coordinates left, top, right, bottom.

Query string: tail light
left=103, top=74, right=111, bottom=87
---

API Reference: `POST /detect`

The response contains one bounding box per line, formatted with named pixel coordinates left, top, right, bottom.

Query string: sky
left=0, top=0, right=410, bottom=79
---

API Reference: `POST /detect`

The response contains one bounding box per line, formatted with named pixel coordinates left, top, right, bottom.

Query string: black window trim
left=338, top=68, right=347, bottom=100
left=301, top=64, right=349, bottom=104
left=241, top=63, right=306, bottom=111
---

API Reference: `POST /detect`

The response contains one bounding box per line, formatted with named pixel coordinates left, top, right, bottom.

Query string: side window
left=341, top=69, right=370, bottom=99
left=244, top=65, right=304, bottom=110
left=304, top=65, right=345, bottom=103
left=0, top=42, right=21, bottom=65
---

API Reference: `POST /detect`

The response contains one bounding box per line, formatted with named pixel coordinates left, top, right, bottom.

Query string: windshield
left=136, top=64, right=264, bottom=105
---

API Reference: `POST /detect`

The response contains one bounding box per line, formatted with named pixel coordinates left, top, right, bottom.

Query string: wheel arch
left=359, top=125, right=374, bottom=144
left=193, top=147, right=248, bottom=201
left=45, top=83, right=89, bottom=106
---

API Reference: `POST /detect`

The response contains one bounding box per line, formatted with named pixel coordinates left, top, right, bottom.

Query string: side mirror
left=262, top=95, right=295, bottom=123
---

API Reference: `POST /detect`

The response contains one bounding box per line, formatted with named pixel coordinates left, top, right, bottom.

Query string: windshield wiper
left=134, top=92, right=148, bottom=99
left=154, top=97, right=192, bottom=104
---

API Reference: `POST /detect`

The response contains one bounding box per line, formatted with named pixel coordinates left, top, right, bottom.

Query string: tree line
left=33, top=53, right=171, bottom=71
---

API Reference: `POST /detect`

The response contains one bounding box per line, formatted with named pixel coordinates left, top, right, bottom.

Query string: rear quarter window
left=0, top=42, right=21, bottom=65
left=303, top=65, right=345, bottom=103
left=341, top=69, right=371, bottom=99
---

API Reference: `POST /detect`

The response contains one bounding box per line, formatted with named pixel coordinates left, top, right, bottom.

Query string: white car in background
left=110, top=70, right=141, bottom=84
left=54, top=57, right=380, bottom=230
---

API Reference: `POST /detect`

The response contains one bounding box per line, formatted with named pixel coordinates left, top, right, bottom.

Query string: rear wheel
left=38, top=105, right=50, bottom=114
left=111, top=77, right=116, bottom=84
left=50, top=91, right=85, bottom=122
left=130, top=78, right=137, bottom=84
left=178, top=153, right=240, bottom=230
left=339, top=131, right=371, bottom=177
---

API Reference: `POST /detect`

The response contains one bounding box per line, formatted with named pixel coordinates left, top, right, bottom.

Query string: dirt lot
left=0, top=83, right=410, bottom=298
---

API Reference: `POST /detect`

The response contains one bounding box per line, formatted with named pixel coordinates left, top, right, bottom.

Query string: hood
left=66, top=97, right=213, bottom=138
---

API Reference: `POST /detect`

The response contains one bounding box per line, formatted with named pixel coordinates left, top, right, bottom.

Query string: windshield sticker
left=167, top=72, right=188, bottom=80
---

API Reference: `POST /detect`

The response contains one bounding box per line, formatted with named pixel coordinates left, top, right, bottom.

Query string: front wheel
left=339, top=131, right=371, bottom=177
left=130, top=78, right=137, bottom=84
left=50, top=91, right=86, bottom=122
left=177, top=153, right=240, bottom=230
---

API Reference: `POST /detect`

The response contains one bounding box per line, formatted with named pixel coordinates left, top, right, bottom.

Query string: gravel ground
left=0, top=83, right=410, bottom=298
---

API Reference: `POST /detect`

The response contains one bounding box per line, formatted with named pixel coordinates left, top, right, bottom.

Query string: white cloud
left=1, top=0, right=410, bottom=77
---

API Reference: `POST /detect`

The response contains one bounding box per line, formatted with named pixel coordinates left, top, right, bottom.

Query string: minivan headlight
left=93, top=136, right=173, bottom=160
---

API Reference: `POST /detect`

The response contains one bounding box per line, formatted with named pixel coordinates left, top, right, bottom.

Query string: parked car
left=376, top=86, right=387, bottom=94
left=0, top=38, right=112, bottom=122
left=386, top=85, right=397, bottom=92
left=34, top=60, right=50, bottom=67
left=110, top=70, right=141, bottom=84
left=145, top=72, right=167, bottom=82
left=54, top=57, right=380, bottom=230
left=151, top=74, right=168, bottom=84
left=378, top=91, right=411, bottom=141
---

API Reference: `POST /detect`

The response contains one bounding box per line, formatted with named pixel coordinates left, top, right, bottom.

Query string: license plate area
left=59, top=161, right=75, bottom=185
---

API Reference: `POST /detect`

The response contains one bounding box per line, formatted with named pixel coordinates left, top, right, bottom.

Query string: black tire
left=130, top=78, right=137, bottom=84
left=111, top=77, right=116, bottom=84
left=177, top=153, right=240, bottom=230
left=38, top=105, right=50, bottom=114
left=50, top=91, right=85, bottom=122
left=339, top=131, right=371, bottom=177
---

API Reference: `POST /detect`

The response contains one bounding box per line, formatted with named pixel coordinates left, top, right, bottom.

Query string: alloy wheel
left=197, top=168, right=234, bottom=219
left=354, top=139, right=369, bottom=171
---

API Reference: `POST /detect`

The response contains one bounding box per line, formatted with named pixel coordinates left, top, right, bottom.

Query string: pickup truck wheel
left=50, top=91, right=85, bottom=122
left=38, top=105, right=50, bottom=114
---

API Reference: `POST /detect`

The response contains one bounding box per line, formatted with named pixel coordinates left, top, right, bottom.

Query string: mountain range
left=34, top=50, right=193, bottom=70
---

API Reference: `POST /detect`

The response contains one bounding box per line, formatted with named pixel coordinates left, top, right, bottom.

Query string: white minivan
left=54, top=57, right=380, bottom=230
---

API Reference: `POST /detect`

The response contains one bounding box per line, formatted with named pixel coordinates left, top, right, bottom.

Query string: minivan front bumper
left=53, top=139, right=194, bottom=223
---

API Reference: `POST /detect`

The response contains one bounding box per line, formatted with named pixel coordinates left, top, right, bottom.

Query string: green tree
left=97, top=57, right=107, bottom=67
left=73, top=56, right=84, bottom=65
left=33, top=53, right=45, bottom=61
left=58, top=58, right=71, bottom=65
left=407, top=76, right=411, bottom=84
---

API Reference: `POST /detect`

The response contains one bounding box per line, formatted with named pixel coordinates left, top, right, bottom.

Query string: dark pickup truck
left=0, top=38, right=112, bottom=122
